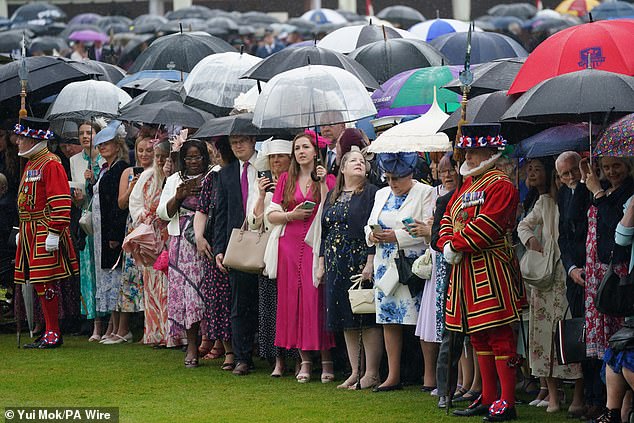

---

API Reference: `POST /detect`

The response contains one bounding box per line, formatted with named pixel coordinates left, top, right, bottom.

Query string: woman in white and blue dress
left=365, top=152, right=434, bottom=392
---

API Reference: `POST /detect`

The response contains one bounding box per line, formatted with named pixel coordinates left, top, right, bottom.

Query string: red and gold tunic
left=14, top=147, right=78, bottom=284
left=437, top=168, right=523, bottom=334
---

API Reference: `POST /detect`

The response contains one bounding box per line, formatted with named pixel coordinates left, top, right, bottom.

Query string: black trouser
left=436, top=329, right=466, bottom=396
left=229, top=270, right=259, bottom=365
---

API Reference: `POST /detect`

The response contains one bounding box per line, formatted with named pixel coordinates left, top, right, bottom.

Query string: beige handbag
left=222, top=218, right=270, bottom=274
left=348, top=274, right=376, bottom=314
left=79, top=197, right=93, bottom=235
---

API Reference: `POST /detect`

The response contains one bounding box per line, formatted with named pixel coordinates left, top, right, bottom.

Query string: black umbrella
left=240, top=11, right=280, bottom=25
left=336, top=9, right=364, bottom=22
left=29, top=36, right=69, bottom=55
left=286, top=18, right=317, bottom=35
left=241, top=45, right=379, bottom=90
left=165, top=5, right=215, bottom=21
left=376, top=5, right=426, bottom=28
left=119, top=100, right=214, bottom=128
left=443, top=57, right=526, bottom=97
left=117, top=34, right=155, bottom=69
left=78, top=60, right=126, bottom=83
left=430, top=31, right=528, bottom=65
left=487, top=3, right=537, bottom=20
left=0, top=29, right=32, bottom=53
left=10, top=2, right=66, bottom=25
left=129, top=32, right=234, bottom=73
left=207, top=16, right=239, bottom=32
left=501, top=69, right=634, bottom=124
left=588, top=1, right=634, bottom=21
left=119, top=78, right=178, bottom=97
left=131, top=15, right=168, bottom=34
left=157, top=19, right=208, bottom=34
left=318, top=23, right=420, bottom=53
left=440, top=91, right=545, bottom=144
left=0, top=56, right=100, bottom=105
left=96, top=16, right=132, bottom=30
left=349, top=38, right=447, bottom=85
left=123, top=88, right=184, bottom=108
left=193, top=112, right=281, bottom=138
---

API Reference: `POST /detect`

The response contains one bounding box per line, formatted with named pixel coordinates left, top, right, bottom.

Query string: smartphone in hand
left=370, top=224, right=383, bottom=233
left=402, top=217, right=417, bottom=238
left=300, top=201, right=316, bottom=210
left=133, top=166, right=144, bottom=177
left=257, top=170, right=274, bottom=193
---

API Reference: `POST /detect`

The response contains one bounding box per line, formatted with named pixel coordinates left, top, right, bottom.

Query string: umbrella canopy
left=165, top=5, right=215, bottom=20
left=514, top=123, right=592, bottom=158
left=129, top=31, right=234, bottom=73
left=589, top=1, right=634, bottom=21
left=317, top=24, right=422, bottom=54
left=368, top=93, right=451, bottom=154
left=96, top=16, right=132, bottom=31
left=68, top=30, right=109, bottom=43
left=131, top=15, right=168, bottom=34
left=443, top=57, right=526, bottom=97
left=300, top=8, right=347, bottom=25
left=376, top=5, right=425, bottom=28
left=528, top=15, right=582, bottom=33
left=0, top=56, right=100, bottom=105
left=59, top=24, right=102, bottom=39
left=10, top=2, right=65, bottom=25
left=555, top=0, right=600, bottom=17
left=47, top=80, right=132, bottom=121
left=233, top=84, right=262, bottom=113
left=488, top=3, right=537, bottom=19
left=0, top=29, right=32, bottom=53
left=475, top=15, right=525, bottom=31
left=508, top=20, right=634, bottom=94
left=184, top=51, right=261, bottom=116
left=68, top=13, right=102, bottom=26
left=431, top=31, right=528, bottom=65
left=122, top=88, right=183, bottom=108
left=240, top=11, right=280, bottom=26
left=252, top=65, right=376, bottom=129
left=372, top=66, right=461, bottom=117
left=595, top=113, right=634, bottom=157
left=193, top=112, right=280, bottom=138
left=29, top=36, right=68, bottom=55
left=409, top=19, right=482, bottom=42
left=80, top=60, right=126, bottom=84
left=349, top=38, right=448, bottom=84
left=206, top=16, right=239, bottom=32
left=502, top=69, right=634, bottom=123
left=119, top=77, right=178, bottom=97
left=117, top=70, right=187, bottom=86
left=240, top=45, right=379, bottom=90
left=119, top=101, right=213, bottom=127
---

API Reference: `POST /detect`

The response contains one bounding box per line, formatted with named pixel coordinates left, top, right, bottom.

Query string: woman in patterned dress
left=318, top=150, right=381, bottom=389
left=517, top=157, right=583, bottom=413
left=366, top=152, right=434, bottom=391
left=129, top=140, right=171, bottom=347
left=69, top=121, right=105, bottom=341
left=158, top=139, right=211, bottom=367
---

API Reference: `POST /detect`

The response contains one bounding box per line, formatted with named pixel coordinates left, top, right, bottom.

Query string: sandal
left=202, top=345, right=225, bottom=360
left=184, top=358, right=199, bottom=368
left=198, top=340, right=213, bottom=357
left=296, top=361, right=312, bottom=383
left=320, top=361, right=335, bottom=384
left=221, top=352, right=235, bottom=371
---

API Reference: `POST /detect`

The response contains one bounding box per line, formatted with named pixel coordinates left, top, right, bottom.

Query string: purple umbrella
left=68, top=30, right=109, bottom=43
left=68, top=13, right=102, bottom=26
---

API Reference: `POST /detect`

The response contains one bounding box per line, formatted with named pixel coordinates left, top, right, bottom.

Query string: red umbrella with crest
left=508, top=19, right=634, bottom=94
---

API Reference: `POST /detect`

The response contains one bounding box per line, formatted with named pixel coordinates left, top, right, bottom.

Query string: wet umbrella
left=122, top=87, right=184, bottom=107
left=475, top=15, right=525, bottom=31
left=286, top=18, right=317, bottom=35
left=69, top=13, right=102, bottom=26
left=595, top=113, right=634, bottom=157
left=68, top=30, right=110, bottom=43
left=300, top=8, right=347, bottom=25
left=409, top=19, right=482, bottom=42
left=443, top=57, right=526, bottom=97
left=59, top=24, right=103, bottom=39
left=47, top=79, right=132, bottom=122
left=241, top=45, right=379, bottom=90
left=508, top=20, right=634, bottom=94
left=0, top=56, right=100, bottom=105
left=528, top=15, right=581, bottom=33
left=252, top=65, right=376, bottom=129
left=513, top=123, right=593, bottom=158
left=131, top=14, right=168, bottom=34
left=377, top=5, right=426, bottom=28
left=22, top=282, right=36, bottom=340
left=29, top=36, right=68, bottom=55
left=317, top=24, right=422, bottom=53
left=117, top=33, right=155, bottom=69
left=349, top=38, right=448, bottom=84
left=233, top=84, right=262, bottom=113
left=336, top=9, right=363, bottom=22
left=0, top=29, right=32, bottom=53
left=79, top=60, right=126, bottom=84
left=119, top=100, right=213, bottom=128
left=165, top=5, right=215, bottom=20
left=184, top=51, right=261, bottom=116
left=10, top=2, right=66, bottom=25
left=117, top=69, right=187, bottom=86
left=588, top=1, right=634, bottom=21
left=240, top=11, right=280, bottom=26
left=119, top=77, right=177, bottom=97
left=372, top=66, right=461, bottom=117
left=430, top=31, right=528, bottom=65
left=207, top=16, right=239, bottom=32
left=129, top=31, right=234, bottom=73
left=555, top=0, right=600, bottom=17
left=488, top=3, right=537, bottom=19
left=193, top=112, right=280, bottom=138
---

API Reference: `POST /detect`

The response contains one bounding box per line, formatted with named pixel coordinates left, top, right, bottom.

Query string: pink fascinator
left=304, top=129, right=330, bottom=148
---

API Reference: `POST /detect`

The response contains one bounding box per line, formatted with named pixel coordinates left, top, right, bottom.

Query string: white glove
left=15, top=232, right=19, bottom=246
left=443, top=243, right=463, bottom=265
left=45, top=232, right=60, bottom=252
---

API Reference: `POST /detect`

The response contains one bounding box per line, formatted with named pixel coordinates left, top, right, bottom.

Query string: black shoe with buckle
left=453, top=396, right=488, bottom=417
left=482, top=400, right=517, bottom=422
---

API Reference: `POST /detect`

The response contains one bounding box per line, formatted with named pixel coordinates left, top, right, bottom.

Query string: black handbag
left=596, top=264, right=634, bottom=317
left=608, top=325, right=634, bottom=351
left=395, top=249, right=425, bottom=297
left=554, top=305, right=586, bottom=365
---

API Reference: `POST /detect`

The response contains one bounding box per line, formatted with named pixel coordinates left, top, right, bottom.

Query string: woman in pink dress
left=268, top=132, right=336, bottom=383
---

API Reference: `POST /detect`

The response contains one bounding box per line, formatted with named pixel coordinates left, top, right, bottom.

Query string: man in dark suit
left=214, top=134, right=259, bottom=375
left=320, top=122, right=345, bottom=175
left=255, top=31, right=285, bottom=58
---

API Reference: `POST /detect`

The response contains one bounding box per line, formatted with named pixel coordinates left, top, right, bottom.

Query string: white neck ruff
left=18, top=141, right=47, bottom=159
left=460, top=152, right=504, bottom=178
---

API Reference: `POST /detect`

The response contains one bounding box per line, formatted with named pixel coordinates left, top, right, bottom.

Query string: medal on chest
left=461, top=190, right=485, bottom=209
left=454, top=210, right=469, bottom=232
left=25, top=169, right=42, bottom=182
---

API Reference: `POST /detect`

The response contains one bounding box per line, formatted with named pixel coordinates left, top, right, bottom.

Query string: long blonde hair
left=282, top=132, right=320, bottom=210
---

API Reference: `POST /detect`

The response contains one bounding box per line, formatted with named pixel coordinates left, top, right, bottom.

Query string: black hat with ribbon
left=457, top=123, right=506, bottom=150
left=14, top=117, right=55, bottom=141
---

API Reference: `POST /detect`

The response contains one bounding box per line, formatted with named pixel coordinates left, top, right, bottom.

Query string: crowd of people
left=1, top=113, right=633, bottom=423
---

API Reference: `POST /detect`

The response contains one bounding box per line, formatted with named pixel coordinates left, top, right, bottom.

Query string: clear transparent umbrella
left=252, top=65, right=377, bottom=129
left=46, top=80, right=132, bottom=122
left=183, top=51, right=261, bottom=116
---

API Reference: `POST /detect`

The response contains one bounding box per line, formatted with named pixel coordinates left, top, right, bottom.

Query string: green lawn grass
left=0, top=334, right=573, bottom=422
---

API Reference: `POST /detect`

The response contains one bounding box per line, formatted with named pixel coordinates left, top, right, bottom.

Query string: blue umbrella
left=409, top=19, right=480, bottom=42
left=116, top=69, right=188, bottom=87
left=430, top=31, right=528, bottom=65
left=513, top=123, right=593, bottom=158
left=589, top=1, right=634, bottom=21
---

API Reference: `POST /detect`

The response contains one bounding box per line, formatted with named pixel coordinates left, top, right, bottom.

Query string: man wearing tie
left=320, top=122, right=345, bottom=175
left=214, top=134, right=259, bottom=375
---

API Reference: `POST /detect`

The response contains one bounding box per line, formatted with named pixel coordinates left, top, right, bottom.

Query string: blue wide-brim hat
left=377, top=152, right=418, bottom=178
left=458, top=123, right=507, bottom=150
left=93, top=120, right=122, bottom=147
